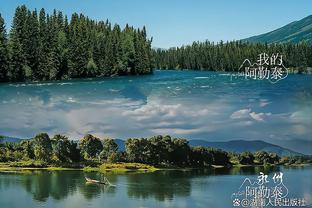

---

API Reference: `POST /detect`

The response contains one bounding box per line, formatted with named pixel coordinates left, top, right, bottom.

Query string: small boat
left=85, top=177, right=114, bottom=186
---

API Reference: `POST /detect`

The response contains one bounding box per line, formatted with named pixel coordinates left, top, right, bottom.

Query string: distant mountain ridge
left=0, top=136, right=22, bottom=143
left=243, top=15, right=312, bottom=44
left=189, top=140, right=303, bottom=156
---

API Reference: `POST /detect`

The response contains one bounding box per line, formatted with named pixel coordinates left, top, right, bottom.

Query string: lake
left=0, top=70, right=312, bottom=207
left=0, top=70, right=311, bottom=151
left=0, top=166, right=311, bottom=208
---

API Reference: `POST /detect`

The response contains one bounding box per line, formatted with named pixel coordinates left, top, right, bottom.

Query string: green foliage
left=254, top=151, right=280, bottom=165
left=99, top=162, right=156, bottom=172
left=79, top=134, right=103, bottom=160
left=99, top=138, right=118, bottom=161
left=107, top=152, right=121, bottom=163
left=209, top=148, right=230, bottom=165
left=0, top=5, right=153, bottom=82
left=0, top=133, right=310, bottom=168
left=153, top=41, right=312, bottom=72
left=0, top=14, right=9, bottom=82
left=189, top=146, right=213, bottom=166
left=125, top=135, right=228, bottom=167
left=33, top=133, right=52, bottom=162
left=51, top=134, right=72, bottom=162
left=20, top=140, right=35, bottom=160
left=238, top=151, right=255, bottom=165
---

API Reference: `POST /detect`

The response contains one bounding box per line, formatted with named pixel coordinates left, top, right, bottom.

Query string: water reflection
left=127, top=171, right=191, bottom=201
left=0, top=166, right=305, bottom=204
left=1, top=71, right=311, bottom=153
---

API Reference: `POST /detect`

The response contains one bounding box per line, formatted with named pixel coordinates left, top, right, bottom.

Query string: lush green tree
left=99, top=138, right=118, bottom=161
left=125, top=138, right=149, bottom=163
left=254, top=151, right=278, bottom=165
left=0, top=14, right=9, bottom=82
left=3, top=132, right=310, bottom=168
left=107, top=152, right=121, bottom=163
left=190, top=146, right=213, bottom=166
left=153, top=40, right=312, bottom=73
left=33, top=133, right=52, bottom=162
left=79, top=134, right=103, bottom=159
left=169, top=138, right=190, bottom=166
left=51, top=134, right=71, bottom=162
left=238, top=151, right=255, bottom=165
left=268, top=153, right=280, bottom=165
left=20, top=140, right=35, bottom=160
left=209, top=148, right=230, bottom=166
left=1, top=5, right=153, bottom=82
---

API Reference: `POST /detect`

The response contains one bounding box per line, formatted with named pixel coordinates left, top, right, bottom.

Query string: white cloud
left=259, top=99, right=270, bottom=107
left=230, top=108, right=251, bottom=119
left=231, top=108, right=271, bottom=121
left=249, top=112, right=271, bottom=121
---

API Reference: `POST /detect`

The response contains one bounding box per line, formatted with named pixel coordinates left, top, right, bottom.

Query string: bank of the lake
left=0, top=165, right=311, bottom=208
left=1, top=162, right=311, bottom=173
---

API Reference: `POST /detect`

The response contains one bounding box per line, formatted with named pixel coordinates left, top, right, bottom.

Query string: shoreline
left=0, top=163, right=311, bottom=173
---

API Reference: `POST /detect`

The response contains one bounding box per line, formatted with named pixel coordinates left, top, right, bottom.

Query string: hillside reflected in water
left=1, top=166, right=311, bottom=208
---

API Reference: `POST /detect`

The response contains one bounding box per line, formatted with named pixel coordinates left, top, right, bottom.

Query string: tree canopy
left=153, top=40, right=312, bottom=72
left=0, top=133, right=310, bottom=167
left=0, top=5, right=153, bottom=82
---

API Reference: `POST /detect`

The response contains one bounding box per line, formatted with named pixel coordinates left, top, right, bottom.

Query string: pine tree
left=2, top=5, right=154, bottom=82
left=8, top=6, right=28, bottom=81
left=24, top=10, right=40, bottom=80
left=9, top=33, right=26, bottom=81
left=0, top=14, right=9, bottom=82
left=37, top=8, right=49, bottom=80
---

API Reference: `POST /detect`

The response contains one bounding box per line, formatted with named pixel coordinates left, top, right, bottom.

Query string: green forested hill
left=243, top=15, right=312, bottom=44
left=153, top=15, right=312, bottom=72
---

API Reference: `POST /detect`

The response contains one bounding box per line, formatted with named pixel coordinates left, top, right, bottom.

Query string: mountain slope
left=268, top=139, right=312, bottom=156
left=0, top=135, right=22, bottom=143
left=189, top=140, right=303, bottom=156
left=243, top=15, right=312, bottom=44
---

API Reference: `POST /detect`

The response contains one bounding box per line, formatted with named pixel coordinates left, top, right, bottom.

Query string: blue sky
left=0, top=0, right=311, bottom=48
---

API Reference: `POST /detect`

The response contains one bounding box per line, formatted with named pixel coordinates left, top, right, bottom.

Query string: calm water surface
left=0, top=166, right=311, bottom=208
left=0, top=70, right=311, bottom=207
left=0, top=70, right=311, bottom=146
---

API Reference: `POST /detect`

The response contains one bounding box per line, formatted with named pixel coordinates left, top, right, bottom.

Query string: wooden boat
left=85, top=177, right=114, bottom=186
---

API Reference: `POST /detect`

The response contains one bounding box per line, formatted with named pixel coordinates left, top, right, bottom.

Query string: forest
left=0, top=133, right=310, bottom=168
left=1, top=5, right=312, bottom=83
left=153, top=40, right=312, bottom=72
left=0, top=5, right=153, bottom=82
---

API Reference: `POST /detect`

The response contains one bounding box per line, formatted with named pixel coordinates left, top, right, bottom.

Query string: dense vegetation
left=0, top=133, right=310, bottom=168
left=1, top=6, right=312, bottom=83
left=153, top=41, right=312, bottom=72
left=0, top=5, right=153, bottom=82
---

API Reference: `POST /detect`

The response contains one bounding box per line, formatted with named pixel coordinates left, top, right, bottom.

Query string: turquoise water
left=0, top=70, right=312, bottom=207
left=0, top=166, right=311, bottom=208
left=0, top=70, right=311, bottom=151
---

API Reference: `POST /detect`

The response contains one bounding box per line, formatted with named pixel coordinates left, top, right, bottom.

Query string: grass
left=0, top=160, right=47, bottom=168
left=1, top=161, right=310, bottom=173
left=83, top=166, right=99, bottom=172
left=0, top=161, right=158, bottom=173
left=99, top=163, right=158, bottom=173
